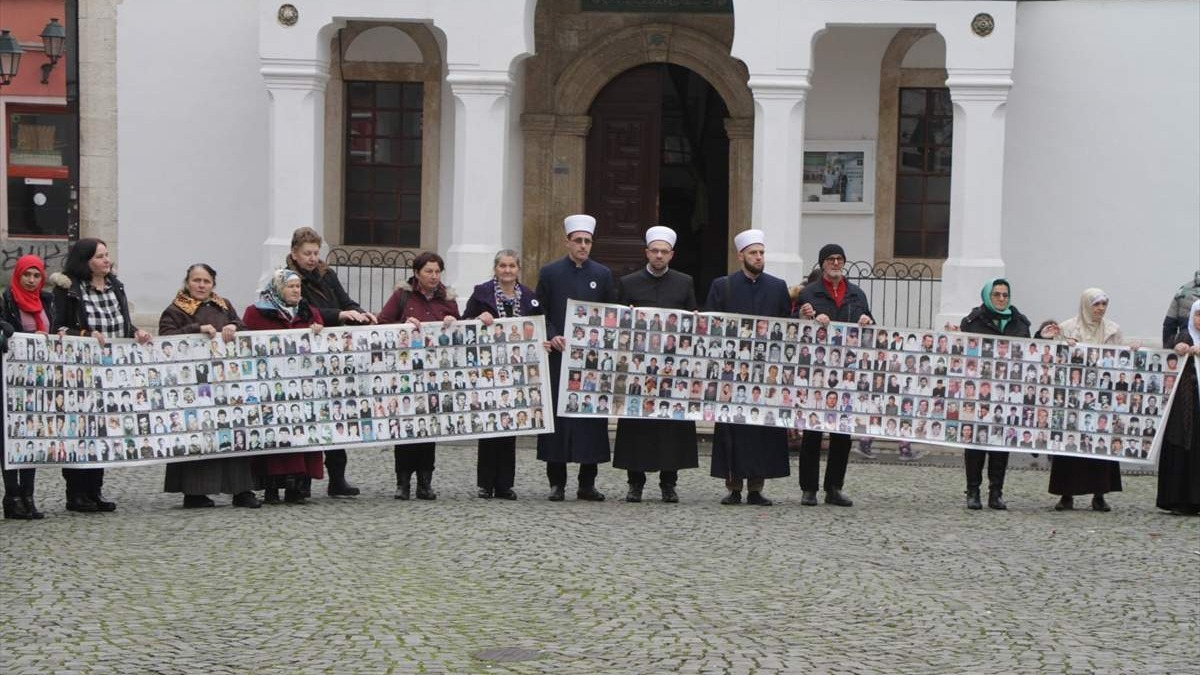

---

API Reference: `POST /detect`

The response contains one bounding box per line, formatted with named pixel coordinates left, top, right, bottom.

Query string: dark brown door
left=585, top=65, right=663, bottom=278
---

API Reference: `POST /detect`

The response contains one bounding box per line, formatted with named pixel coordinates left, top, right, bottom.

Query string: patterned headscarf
left=255, top=269, right=301, bottom=320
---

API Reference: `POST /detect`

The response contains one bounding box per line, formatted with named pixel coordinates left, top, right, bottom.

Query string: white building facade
left=93, top=0, right=1197, bottom=337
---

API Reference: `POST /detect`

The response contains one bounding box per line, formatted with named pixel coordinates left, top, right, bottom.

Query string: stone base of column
left=936, top=256, right=1005, bottom=328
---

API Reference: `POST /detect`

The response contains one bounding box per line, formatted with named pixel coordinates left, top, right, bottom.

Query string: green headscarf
left=981, top=278, right=1012, bottom=332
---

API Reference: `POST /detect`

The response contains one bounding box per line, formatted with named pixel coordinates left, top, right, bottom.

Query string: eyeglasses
left=569, top=237, right=593, bottom=245
left=990, top=292, right=1009, bottom=298
left=824, top=256, right=845, bottom=264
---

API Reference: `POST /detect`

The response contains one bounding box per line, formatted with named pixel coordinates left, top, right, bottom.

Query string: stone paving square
left=1, top=444, right=1197, bottom=675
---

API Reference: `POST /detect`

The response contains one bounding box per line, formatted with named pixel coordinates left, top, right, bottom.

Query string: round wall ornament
left=278, top=4, right=299, bottom=27
left=971, top=13, right=995, bottom=37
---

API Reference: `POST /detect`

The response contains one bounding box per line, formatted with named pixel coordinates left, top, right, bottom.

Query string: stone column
left=522, top=114, right=590, bottom=285
left=936, top=71, right=1012, bottom=326
left=748, top=75, right=810, bottom=285
left=260, top=58, right=329, bottom=273
left=443, top=70, right=517, bottom=296
left=724, top=116, right=755, bottom=264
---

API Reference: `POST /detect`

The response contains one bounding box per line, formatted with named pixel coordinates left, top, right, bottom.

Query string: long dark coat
left=613, top=268, right=699, bottom=472
left=160, top=296, right=254, bottom=496
left=705, top=271, right=791, bottom=480
left=536, top=256, right=618, bottom=464
left=1156, top=334, right=1199, bottom=512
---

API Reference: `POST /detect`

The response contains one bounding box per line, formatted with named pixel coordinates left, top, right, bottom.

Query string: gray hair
left=493, top=249, right=521, bottom=267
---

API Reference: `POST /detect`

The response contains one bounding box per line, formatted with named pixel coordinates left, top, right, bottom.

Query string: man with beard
left=536, top=214, right=618, bottom=502
left=705, top=229, right=791, bottom=505
left=795, top=243, right=874, bottom=507
left=613, top=226, right=699, bottom=503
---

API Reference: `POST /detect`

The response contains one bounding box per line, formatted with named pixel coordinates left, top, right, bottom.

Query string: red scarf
left=10, top=255, right=47, bottom=332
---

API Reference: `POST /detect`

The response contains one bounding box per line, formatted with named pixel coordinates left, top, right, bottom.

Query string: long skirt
left=1048, top=456, right=1122, bottom=496
left=164, top=457, right=255, bottom=495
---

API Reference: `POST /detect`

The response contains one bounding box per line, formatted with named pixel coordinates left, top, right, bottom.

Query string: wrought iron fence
left=325, top=248, right=415, bottom=312
left=843, top=260, right=941, bottom=329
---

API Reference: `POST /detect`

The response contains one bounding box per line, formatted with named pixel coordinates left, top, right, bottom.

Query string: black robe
left=1157, top=336, right=1200, bottom=513
left=613, top=268, right=700, bottom=472
left=705, top=270, right=792, bottom=480
left=536, top=256, right=618, bottom=464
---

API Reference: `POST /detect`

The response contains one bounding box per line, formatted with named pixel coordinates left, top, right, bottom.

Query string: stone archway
left=521, top=22, right=753, bottom=279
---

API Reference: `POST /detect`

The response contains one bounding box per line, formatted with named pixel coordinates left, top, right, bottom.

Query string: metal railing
left=326, top=248, right=415, bottom=313
left=843, top=260, right=941, bottom=329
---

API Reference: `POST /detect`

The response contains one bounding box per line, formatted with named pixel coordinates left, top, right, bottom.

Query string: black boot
left=415, top=471, right=437, bottom=500
left=1055, top=495, right=1074, bottom=511
left=65, top=491, right=99, bottom=513
left=263, top=488, right=282, bottom=505
left=395, top=472, right=412, bottom=501
left=625, top=483, right=644, bottom=503
left=1091, top=494, right=1111, bottom=512
left=88, top=492, right=116, bottom=512
left=660, top=485, right=679, bottom=503
left=988, top=486, right=1007, bottom=510
left=966, top=488, right=982, bottom=510
left=22, top=495, right=44, bottom=520
left=547, top=484, right=565, bottom=502
left=3, top=495, right=31, bottom=520
left=326, top=460, right=360, bottom=497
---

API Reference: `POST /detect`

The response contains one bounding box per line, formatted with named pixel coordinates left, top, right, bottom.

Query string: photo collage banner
left=3, top=317, right=555, bottom=469
left=557, top=301, right=1185, bottom=465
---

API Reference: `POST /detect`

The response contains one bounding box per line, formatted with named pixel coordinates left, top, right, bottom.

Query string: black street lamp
left=0, top=29, right=23, bottom=86
left=40, top=18, right=66, bottom=83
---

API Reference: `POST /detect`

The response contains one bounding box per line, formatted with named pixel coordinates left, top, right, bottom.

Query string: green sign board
left=581, top=0, right=733, bottom=14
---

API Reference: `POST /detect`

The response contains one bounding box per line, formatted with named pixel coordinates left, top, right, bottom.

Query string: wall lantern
left=0, top=29, right=23, bottom=86
left=40, top=18, right=67, bottom=84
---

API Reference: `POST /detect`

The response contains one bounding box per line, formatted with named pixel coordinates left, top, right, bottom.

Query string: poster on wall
left=557, top=300, right=1183, bottom=465
left=3, top=318, right=554, bottom=469
left=801, top=141, right=875, bottom=214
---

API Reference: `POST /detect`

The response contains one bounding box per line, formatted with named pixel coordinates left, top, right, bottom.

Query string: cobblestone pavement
left=2, top=441, right=1197, bottom=675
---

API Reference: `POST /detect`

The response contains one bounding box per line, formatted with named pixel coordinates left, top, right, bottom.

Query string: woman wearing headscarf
left=1156, top=299, right=1200, bottom=515
left=285, top=227, right=376, bottom=497
left=1051, top=288, right=1127, bottom=512
left=52, top=238, right=153, bottom=513
left=379, top=251, right=460, bottom=501
left=461, top=249, right=540, bottom=500
left=160, top=263, right=259, bottom=509
left=0, top=255, right=57, bottom=519
left=243, top=269, right=324, bottom=504
left=959, top=278, right=1031, bottom=510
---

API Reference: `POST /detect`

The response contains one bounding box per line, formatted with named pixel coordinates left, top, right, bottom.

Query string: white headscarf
left=1060, top=287, right=1122, bottom=345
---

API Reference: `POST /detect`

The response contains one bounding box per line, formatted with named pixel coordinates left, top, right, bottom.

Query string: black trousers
left=62, top=467, right=104, bottom=495
left=2, top=467, right=35, bottom=497
left=965, top=449, right=1009, bottom=490
left=477, top=437, right=515, bottom=491
left=799, top=431, right=850, bottom=492
left=395, top=443, right=436, bottom=475
left=627, top=470, right=678, bottom=488
left=325, top=448, right=348, bottom=473
left=546, top=462, right=597, bottom=488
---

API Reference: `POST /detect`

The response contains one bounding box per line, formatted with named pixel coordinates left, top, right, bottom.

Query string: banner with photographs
left=558, top=301, right=1185, bottom=465
left=3, top=317, right=554, bottom=469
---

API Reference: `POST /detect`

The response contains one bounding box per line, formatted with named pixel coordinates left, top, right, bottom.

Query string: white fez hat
left=564, top=214, right=596, bottom=236
left=733, top=229, right=765, bottom=251
left=644, top=225, right=677, bottom=248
